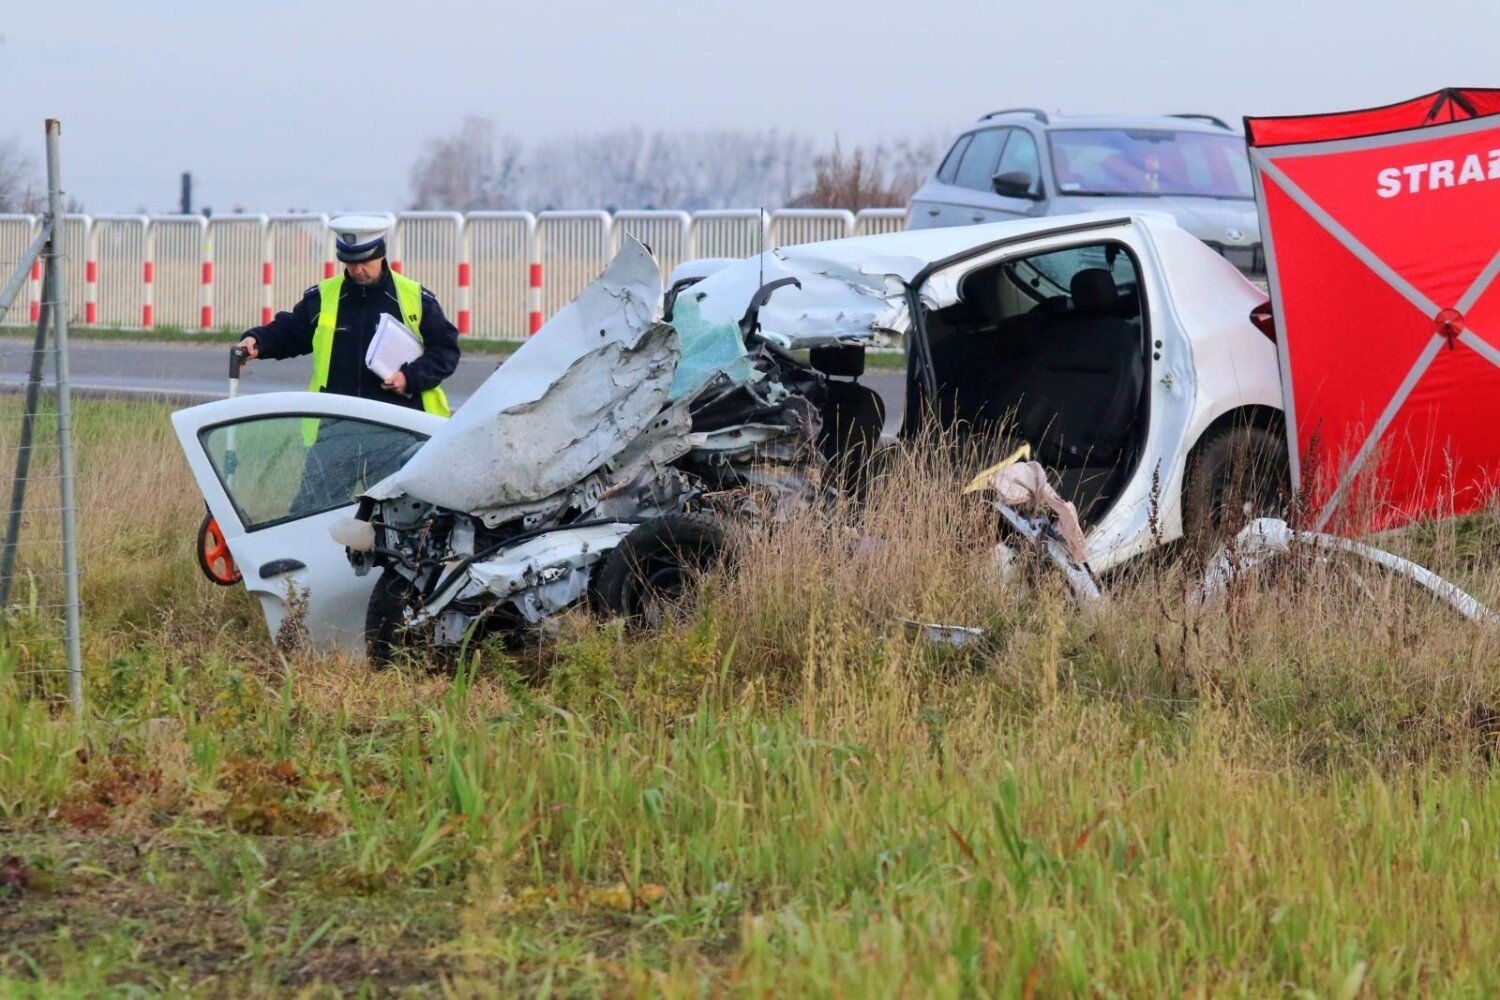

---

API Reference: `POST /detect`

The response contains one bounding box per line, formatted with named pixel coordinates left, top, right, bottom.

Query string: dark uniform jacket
left=245, top=265, right=460, bottom=410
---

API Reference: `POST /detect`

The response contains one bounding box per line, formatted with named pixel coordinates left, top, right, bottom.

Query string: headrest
left=962, top=268, right=1005, bottom=325
left=1070, top=269, right=1118, bottom=316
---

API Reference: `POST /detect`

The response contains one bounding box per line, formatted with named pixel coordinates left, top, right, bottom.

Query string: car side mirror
left=992, top=170, right=1040, bottom=200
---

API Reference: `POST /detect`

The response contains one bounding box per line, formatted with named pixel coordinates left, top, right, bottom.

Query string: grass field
left=1, top=397, right=1498, bottom=996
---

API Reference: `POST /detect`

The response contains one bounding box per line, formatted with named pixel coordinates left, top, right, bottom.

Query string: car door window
left=953, top=128, right=1010, bottom=192
left=994, top=129, right=1041, bottom=195
left=936, top=135, right=972, bottom=184
left=199, top=415, right=428, bottom=531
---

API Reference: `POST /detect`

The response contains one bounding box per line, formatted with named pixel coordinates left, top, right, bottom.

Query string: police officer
left=236, top=214, right=459, bottom=416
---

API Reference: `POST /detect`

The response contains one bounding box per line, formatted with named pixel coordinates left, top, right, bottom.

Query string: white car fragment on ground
left=177, top=212, right=1307, bottom=661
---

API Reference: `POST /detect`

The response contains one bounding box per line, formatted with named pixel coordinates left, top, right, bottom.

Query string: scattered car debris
left=963, top=444, right=1102, bottom=600
left=1196, top=518, right=1500, bottom=624
left=902, top=620, right=986, bottom=649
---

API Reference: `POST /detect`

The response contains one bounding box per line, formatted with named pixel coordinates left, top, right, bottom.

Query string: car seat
left=810, top=346, right=887, bottom=496
left=1014, top=268, right=1145, bottom=469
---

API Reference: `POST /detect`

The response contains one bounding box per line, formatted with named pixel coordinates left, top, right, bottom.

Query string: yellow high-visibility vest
left=307, top=270, right=451, bottom=433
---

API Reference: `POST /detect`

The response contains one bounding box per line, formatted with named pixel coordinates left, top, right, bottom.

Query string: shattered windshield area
left=667, top=294, right=754, bottom=400
left=1049, top=129, right=1253, bottom=199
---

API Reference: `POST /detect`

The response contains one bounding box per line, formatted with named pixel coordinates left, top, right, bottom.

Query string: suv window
left=993, top=129, right=1041, bottom=195
left=936, top=134, right=972, bottom=184
left=1048, top=128, right=1252, bottom=198
left=953, top=129, right=1010, bottom=192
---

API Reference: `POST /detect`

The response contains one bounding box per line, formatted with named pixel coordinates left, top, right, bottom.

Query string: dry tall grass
left=1, top=397, right=1498, bottom=994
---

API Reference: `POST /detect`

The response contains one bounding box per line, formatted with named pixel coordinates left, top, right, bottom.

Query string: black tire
left=591, top=513, right=726, bottom=624
left=1182, top=424, right=1291, bottom=544
left=364, top=570, right=425, bottom=669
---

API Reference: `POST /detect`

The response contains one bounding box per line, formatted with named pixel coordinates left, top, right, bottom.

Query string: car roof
left=772, top=210, right=1180, bottom=274
left=968, top=111, right=1238, bottom=136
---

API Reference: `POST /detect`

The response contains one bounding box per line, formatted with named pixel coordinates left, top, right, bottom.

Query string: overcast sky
left=4, top=0, right=1499, bottom=214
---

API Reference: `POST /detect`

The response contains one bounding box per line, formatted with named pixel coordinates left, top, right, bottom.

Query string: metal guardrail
left=0, top=207, right=911, bottom=341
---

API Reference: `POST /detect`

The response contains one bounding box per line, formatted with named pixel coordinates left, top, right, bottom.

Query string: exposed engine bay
left=341, top=239, right=887, bottom=664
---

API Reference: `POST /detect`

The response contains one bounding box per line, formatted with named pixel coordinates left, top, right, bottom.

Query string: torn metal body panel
left=674, top=244, right=918, bottom=349
left=457, top=522, right=637, bottom=623
left=676, top=211, right=1280, bottom=573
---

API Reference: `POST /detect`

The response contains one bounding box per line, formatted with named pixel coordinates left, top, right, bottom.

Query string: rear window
left=1048, top=128, right=1253, bottom=199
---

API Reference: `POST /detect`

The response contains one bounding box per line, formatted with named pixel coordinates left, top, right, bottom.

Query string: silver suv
left=907, top=109, right=1263, bottom=274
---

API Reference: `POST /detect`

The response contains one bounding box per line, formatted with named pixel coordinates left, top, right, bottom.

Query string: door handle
left=927, top=207, right=941, bottom=217
left=970, top=212, right=985, bottom=223
left=259, top=558, right=306, bottom=579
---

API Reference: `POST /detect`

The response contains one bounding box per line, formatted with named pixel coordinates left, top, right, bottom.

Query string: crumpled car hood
left=365, top=239, right=716, bottom=514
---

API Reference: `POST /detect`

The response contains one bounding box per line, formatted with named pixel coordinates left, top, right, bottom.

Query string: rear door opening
left=907, top=239, right=1152, bottom=524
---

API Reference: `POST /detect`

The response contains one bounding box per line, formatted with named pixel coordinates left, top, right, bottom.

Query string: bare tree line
left=0, top=124, right=942, bottom=219
left=408, top=117, right=948, bottom=212
left=0, top=136, right=41, bottom=213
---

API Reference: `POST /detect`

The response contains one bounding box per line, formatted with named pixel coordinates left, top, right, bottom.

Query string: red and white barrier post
left=456, top=261, right=471, bottom=335
left=28, top=259, right=40, bottom=323
left=84, top=258, right=97, bottom=325
left=141, top=259, right=154, bottom=328
left=527, top=262, right=542, bottom=335
left=261, top=260, right=274, bottom=325
left=200, top=258, right=214, bottom=329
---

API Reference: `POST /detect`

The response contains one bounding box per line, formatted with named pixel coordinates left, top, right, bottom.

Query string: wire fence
left=0, top=208, right=912, bottom=341
left=0, top=318, right=78, bottom=705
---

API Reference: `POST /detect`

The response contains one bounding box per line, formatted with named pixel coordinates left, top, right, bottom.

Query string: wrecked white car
left=174, top=211, right=1285, bottom=662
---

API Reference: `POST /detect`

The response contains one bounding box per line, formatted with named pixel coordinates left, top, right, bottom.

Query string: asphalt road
left=0, top=335, right=907, bottom=434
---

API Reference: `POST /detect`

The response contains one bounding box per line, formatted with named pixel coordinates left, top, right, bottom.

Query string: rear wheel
left=591, top=513, right=726, bottom=625
left=1183, top=424, right=1291, bottom=544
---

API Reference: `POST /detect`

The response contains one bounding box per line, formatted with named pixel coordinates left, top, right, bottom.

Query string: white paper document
left=365, top=313, right=423, bottom=382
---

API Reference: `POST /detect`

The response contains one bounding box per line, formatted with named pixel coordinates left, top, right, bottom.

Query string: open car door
left=172, top=391, right=444, bottom=652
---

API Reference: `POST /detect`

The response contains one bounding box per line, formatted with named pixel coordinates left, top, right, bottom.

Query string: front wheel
left=590, top=513, right=726, bottom=625
left=364, top=570, right=427, bottom=669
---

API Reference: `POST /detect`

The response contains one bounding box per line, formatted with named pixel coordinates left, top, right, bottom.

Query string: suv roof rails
left=1168, top=113, right=1232, bottom=131
left=978, top=107, right=1050, bottom=125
